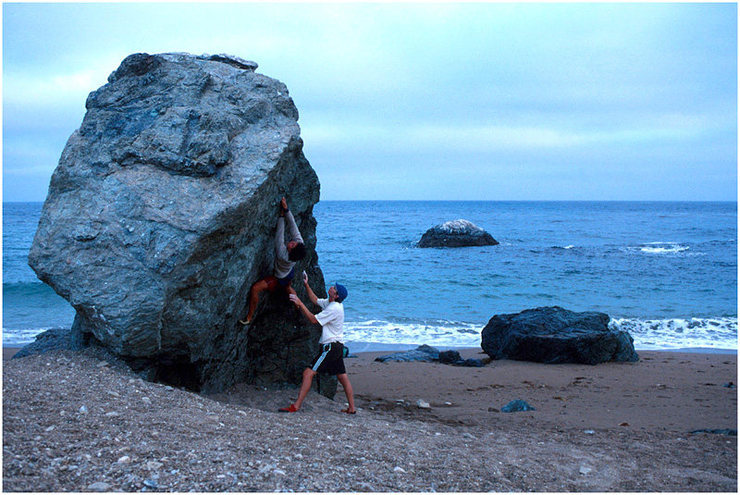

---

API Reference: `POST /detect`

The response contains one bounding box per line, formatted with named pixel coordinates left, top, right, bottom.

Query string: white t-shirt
left=315, top=298, right=344, bottom=344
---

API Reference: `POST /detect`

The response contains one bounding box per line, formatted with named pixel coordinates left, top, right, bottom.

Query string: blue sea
left=3, top=201, right=738, bottom=352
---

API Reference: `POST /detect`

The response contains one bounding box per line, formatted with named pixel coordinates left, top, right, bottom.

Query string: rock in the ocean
left=417, top=219, right=498, bottom=248
left=501, top=399, right=535, bottom=413
left=28, top=52, right=331, bottom=395
left=375, top=345, right=440, bottom=362
left=481, top=306, right=639, bottom=365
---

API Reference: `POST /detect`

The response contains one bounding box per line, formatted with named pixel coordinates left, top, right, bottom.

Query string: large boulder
left=28, top=52, right=335, bottom=395
left=481, top=306, right=639, bottom=365
left=417, top=219, right=498, bottom=248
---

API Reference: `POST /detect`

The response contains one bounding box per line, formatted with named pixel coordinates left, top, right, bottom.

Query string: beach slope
left=3, top=347, right=736, bottom=491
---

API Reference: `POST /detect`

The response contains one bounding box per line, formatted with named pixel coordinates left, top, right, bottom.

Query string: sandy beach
left=3, top=345, right=737, bottom=491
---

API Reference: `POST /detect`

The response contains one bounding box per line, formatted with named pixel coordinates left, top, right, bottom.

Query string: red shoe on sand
left=278, top=404, right=298, bottom=413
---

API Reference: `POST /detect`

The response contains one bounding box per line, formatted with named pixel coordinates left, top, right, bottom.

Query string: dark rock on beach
left=459, top=358, right=485, bottom=367
left=27, top=52, right=332, bottom=395
left=417, top=219, right=498, bottom=248
left=375, top=345, right=440, bottom=363
left=438, top=350, right=462, bottom=364
left=12, top=328, right=86, bottom=359
left=375, top=345, right=485, bottom=367
left=501, top=399, right=536, bottom=413
left=481, top=306, right=639, bottom=365
left=690, top=429, right=737, bottom=436
left=438, top=350, right=485, bottom=367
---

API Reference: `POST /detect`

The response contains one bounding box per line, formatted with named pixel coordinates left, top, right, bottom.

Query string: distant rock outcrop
left=417, top=219, right=498, bottom=248
left=481, top=306, right=639, bottom=365
left=28, top=52, right=335, bottom=395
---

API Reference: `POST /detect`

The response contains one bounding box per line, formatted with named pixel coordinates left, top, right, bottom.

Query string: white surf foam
left=610, top=317, right=737, bottom=351
left=2, top=327, right=56, bottom=346
left=345, top=316, right=738, bottom=352
left=640, top=243, right=690, bottom=254
left=620, top=242, right=697, bottom=255
left=344, top=319, right=482, bottom=348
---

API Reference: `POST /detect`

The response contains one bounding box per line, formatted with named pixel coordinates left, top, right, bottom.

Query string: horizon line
left=4, top=199, right=737, bottom=204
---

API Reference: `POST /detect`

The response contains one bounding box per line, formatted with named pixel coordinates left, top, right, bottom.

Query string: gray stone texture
left=28, top=52, right=334, bottom=395
left=417, top=219, right=498, bottom=248
left=481, top=306, right=639, bottom=365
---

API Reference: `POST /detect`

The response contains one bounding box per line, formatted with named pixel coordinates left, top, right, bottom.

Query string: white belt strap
left=312, top=346, right=331, bottom=371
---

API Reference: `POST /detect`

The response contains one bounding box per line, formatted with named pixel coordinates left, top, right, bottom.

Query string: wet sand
left=347, top=348, right=737, bottom=433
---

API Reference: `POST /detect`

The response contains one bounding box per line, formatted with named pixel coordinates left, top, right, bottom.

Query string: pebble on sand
left=87, top=481, right=111, bottom=491
left=501, top=400, right=535, bottom=413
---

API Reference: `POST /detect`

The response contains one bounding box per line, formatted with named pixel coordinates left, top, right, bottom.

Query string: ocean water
left=3, top=201, right=737, bottom=352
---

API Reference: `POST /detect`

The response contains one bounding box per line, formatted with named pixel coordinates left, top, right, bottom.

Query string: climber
left=240, top=197, right=306, bottom=325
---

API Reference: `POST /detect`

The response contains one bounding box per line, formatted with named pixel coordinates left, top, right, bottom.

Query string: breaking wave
left=343, top=316, right=738, bottom=352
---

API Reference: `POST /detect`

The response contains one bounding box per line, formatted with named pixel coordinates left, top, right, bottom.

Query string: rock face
left=28, top=52, right=334, bottom=395
left=417, top=219, right=498, bottom=248
left=481, top=306, right=639, bottom=365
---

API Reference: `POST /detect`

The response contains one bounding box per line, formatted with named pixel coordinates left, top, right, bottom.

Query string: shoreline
left=4, top=341, right=738, bottom=357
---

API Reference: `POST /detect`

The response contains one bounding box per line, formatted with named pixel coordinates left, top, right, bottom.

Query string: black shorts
left=310, top=342, right=346, bottom=375
left=264, top=267, right=295, bottom=292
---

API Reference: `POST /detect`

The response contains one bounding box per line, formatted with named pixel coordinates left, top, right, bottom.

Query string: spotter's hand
left=288, top=294, right=301, bottom=306
left=302, top=270, right=308, bottom=284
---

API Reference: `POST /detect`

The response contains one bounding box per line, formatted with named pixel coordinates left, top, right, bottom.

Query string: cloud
left=2, top=2, right=736, bottom=201
left=4, top=63, right=114, bottom=108
left=303, top=115, right=716, bottom=155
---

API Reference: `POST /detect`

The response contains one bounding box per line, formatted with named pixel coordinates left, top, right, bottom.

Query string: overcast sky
left=3, top=2, right=737, bottom=202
